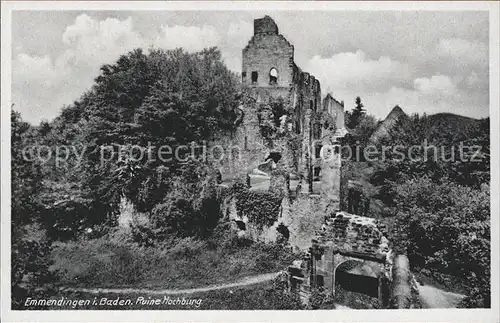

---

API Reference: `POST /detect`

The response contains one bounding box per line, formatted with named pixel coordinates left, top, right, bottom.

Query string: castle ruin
left=211, top=15, right=416, bottom=308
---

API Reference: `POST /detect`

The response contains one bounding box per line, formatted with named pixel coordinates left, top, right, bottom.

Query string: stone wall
left=242, top=15, right=324, bottom=193
left=243, top=16, right=295, bottom=88
left=323, top=93, right=345, bottom=132
left=317, top=211, right=391, bottom=259
left=286, top=211, right=396, bottom=307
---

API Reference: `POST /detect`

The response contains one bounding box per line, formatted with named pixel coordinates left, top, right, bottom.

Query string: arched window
left=269, top=68, right=278, bottom=85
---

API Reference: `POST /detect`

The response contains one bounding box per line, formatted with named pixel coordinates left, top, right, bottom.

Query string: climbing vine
left=231, top=182, right=282, bottom=229
left=257, top=97, right=290, bottom=140
left=285, top=133, right=301, bottom=172
left=257, top=103, right=276, bottom=139
left=311, top=110, right=337, bottom=134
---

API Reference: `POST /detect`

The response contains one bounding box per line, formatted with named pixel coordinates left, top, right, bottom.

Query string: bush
left=52, top=225, right=296, bottom=290
left=310, top=287, right=336, bottom=309
left=392, top=177, right=490, bottom=307
left=149, top=162, right=222, bottom=239
left=234, top=189, right=282, bottom=230
left=12, top=224, right=58, bottom=309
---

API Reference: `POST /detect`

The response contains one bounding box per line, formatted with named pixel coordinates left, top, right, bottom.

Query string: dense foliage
left=19, top=47, right=240, bottom=241
left=340, top=99, right=491, bottom=308
left=11, top=47, right=247, bottom=308
left=390, top=178, right=490, bottom=307
left=11, top=111, right=57, bottom=309
left=345, top=96, right=367, bottom=129
left=376, top=113, right=489, bottom=188
left=233, top=182, right=283, bottom=229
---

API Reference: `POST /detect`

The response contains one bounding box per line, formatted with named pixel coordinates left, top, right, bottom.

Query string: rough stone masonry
left=213, top=15, right=416, bottom=308
left=215, top=15, right=349, bottom=246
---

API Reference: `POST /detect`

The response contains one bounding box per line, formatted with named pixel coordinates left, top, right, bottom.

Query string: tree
left=30, top=47, right=241, bottom=239
left=11, top=111, right=57, bottom=309
left=346, top=96, right=366, bottom=129
left=391, top=177, right=490, bottom=308
left=378, top=113, right=490, bottom=187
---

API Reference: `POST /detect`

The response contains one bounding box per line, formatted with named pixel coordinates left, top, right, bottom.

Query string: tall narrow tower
left=242, top=16, right=295, bottom=90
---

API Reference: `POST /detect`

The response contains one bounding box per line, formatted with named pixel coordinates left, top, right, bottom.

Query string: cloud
left=306, top=50, right=411, bottom=93
left=466, top=71, right=480, bottom=87
left=437, top=38, right=488, bottom=67
left=330, top=83, right=487, bottom=121
left=414, top=75, right=456, bottom=96
left=12, top=13, right=489, bottom=124
left=155, top=25, right=221, bottom=52
left=220, top=20, right=253, bottom=73
left=12, top=14, right=225, bottom=124
left=61, top=15, right=144, bottom=65
left=306, top=50, right=487, bottom=120
left=226, top=20, right=253, bottom=50
left=14, top=54, right=60, bottom=84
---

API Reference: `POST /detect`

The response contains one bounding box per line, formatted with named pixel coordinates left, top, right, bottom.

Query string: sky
left=11, top=10, right=489, bottom=124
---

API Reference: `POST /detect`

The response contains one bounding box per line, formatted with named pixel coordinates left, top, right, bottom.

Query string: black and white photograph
left=1, top=1, right=499, bottom=322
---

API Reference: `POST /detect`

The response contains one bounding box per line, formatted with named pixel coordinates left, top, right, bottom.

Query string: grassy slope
left=45, top=282, right=304, bottom=310
left=51, top=230, right=296, bottom=290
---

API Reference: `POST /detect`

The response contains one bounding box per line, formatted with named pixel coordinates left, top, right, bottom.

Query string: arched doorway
left=334, top=260, right=380, bottom=298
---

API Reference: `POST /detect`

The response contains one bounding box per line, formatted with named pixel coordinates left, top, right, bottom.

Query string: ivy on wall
left=311, top=110, right=337, bottom=134
left=231, top=181, right=282, bottom=230
left=285, top=133, right=301, bottom=172
left=257, top=97, right=290, bottom=140
left=257, top=103, right=276, bottom=139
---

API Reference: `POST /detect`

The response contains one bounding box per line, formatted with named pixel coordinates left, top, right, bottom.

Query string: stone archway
left=288, top=211, right=393, bottom=306
left=334, top=259, right=380, bottom=298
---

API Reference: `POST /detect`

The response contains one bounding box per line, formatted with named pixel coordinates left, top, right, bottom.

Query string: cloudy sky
left=12, top=10, right=489, bottom=124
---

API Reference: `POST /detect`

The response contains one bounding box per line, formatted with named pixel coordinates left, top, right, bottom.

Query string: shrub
left=12, top=224, right=58, bottom=309
left=235, top=190, right=282, bottom=229
left=310, top=287, right=336, bottom=309
left=392, top=178, right=490, bottom=307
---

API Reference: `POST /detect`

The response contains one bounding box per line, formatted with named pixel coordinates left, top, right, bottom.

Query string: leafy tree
left=378, top=113, right=490, bottom=188
left=342, top=113, right=379, bottom=163
left=150, top=160, right=221, bottom=238
left=28, top=47, right=240, bottom=240
left=11, top=111, right=57, bottom=309
left=391, top=177, right=490, bottom=308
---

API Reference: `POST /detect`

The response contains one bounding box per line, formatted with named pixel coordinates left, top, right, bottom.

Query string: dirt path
left=61, top=272, right=280, bottom=295
left=417, top=284, right=465, bottom=308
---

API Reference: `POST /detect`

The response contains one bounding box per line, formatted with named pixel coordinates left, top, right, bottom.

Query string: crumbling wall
left=319, top=145, right=341, bottom=212
left=279, top=195, right=325, bottom=250
left=323, top=94, right=345, bottom=132
left=318, top=211, right=391, bottom=259
left=285, top=211, right=396, bottom=306
left=243, top=16, right=295, bottom=88
left=208, top=100, right=268, bottom=181
left=242, top=15, right=324, bottom=194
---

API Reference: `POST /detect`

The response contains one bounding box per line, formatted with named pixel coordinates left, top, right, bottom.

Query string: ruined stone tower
left=212, top=15, right=346, bottom=201
left=242, top=16, right=295, bottom=89
left=214, top=15, right=352, bottom=251
left=241, top=15, right=323, bottom=191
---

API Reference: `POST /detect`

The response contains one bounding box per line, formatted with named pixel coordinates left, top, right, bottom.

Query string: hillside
left=369, top=105, right=407, bottom=143
left=427, top=112, right=481, bottom=133
left=370, top=107, right=485, bottom=144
